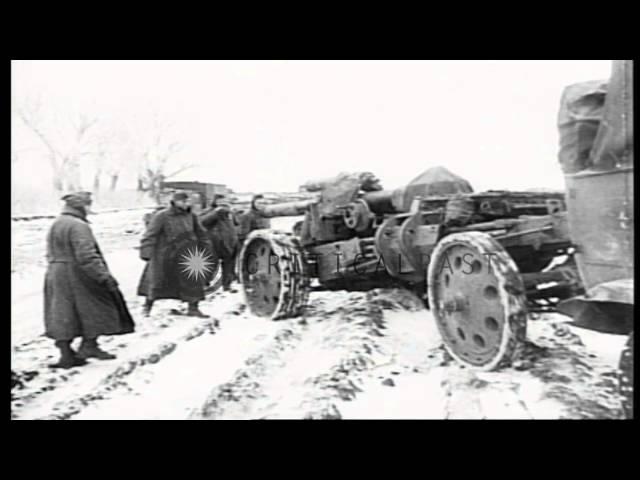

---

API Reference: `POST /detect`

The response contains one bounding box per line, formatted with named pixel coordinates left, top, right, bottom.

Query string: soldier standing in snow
left=44, top=191, right=134, bottom=369
left=200, top=194, right=240, bottom=293
left=137, top=191, right=213, bottom=317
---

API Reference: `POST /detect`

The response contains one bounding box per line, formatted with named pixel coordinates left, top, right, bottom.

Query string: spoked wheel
left=619, top=331, right=633, bottom=419
left=238, top=230, right=309, bottom=320
left=427, top=231, right=528, bottom=370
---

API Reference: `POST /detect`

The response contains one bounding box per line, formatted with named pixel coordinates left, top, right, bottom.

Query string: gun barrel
left=362, top=188, right=406, bottom=214
left=260, top=199, right=316, bottom=217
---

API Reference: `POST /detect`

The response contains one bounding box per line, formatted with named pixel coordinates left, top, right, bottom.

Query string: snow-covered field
left=11, top=210, right=628, bottom=420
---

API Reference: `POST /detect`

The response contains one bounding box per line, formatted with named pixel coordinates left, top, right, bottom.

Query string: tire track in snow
left=192, top=290, right=402, bottom=420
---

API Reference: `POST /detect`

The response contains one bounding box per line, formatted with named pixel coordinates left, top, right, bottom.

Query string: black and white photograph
left=10, top=60, right=634, bottom=420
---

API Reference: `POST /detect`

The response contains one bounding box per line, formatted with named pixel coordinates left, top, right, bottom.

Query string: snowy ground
left=11, top=210, right=628, bottom=420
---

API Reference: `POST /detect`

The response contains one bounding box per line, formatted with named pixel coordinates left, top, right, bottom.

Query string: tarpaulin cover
left=398, top=166, right=473, bottom=211
left=558, top=60, right=634, bottom=173
left=558, top=79, right=608, bottom=173
left=590, top=60, right=634, bottom=170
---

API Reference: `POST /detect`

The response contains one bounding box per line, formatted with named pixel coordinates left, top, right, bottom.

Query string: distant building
left=159, top=181, right=232, bottom=205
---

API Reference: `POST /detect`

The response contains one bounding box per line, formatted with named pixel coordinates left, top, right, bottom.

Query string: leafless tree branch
left=15, top=103, right=62, bottom=161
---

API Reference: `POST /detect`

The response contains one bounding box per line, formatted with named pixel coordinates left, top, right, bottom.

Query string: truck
left=555, top=60, right=634, bottom=418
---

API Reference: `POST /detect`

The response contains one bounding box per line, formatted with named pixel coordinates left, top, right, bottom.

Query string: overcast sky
left=12, top=60, right=612, bottom=193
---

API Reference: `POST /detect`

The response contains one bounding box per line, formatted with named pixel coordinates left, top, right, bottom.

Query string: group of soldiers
left=138, top=190, right=270, bottom=317
left=41, top=190, right=271, bottom=369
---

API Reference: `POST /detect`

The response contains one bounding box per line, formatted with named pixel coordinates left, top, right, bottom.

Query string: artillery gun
left=238, top=167, right=583, bottom=370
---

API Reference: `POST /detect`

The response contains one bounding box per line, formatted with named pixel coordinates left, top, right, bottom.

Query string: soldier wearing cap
left=137, top=191, right=213, bottom=317
left=44, top=191, right=134, bottom=369
left=236, top=194, right=271, bottom=246
left=200, top=194, right=240, bottom=292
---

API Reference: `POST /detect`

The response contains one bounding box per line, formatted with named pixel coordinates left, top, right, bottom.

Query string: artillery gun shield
left=427, top=231, right=528, bottom=370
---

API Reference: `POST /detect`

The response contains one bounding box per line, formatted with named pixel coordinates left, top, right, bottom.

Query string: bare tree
left=15, top=97, right=99, bottom=193
left=64, top=113, right=99, bottom=191
left=92, top=152, right=105, bottom=193
left=135, top=114, right=195, bottom=201
left=15, top=98, right=65, bottom=191
left=107, top=160, right=122, bottom=191
left=90, top=129, right=117, bottom=194
left=98, top=125, right=133, bottom=192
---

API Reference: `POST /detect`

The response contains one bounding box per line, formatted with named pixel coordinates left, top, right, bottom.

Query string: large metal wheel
left=619, top=331, right=633, bottom=419
left=204, top=258, right=223, bottom=295
left=427, top=231, right=528, bottom=370
left=239, top=230, right=309, bottom=320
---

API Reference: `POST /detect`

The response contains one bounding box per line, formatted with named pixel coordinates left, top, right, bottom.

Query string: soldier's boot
left=77, top=337, right=116, bottom=360
left=49, top=340, right=87, bottom=369
left=143, top=299, right=154, bottom=317
left=222, top=277, right=238, bottom=293
left=186, top=302, right=210, bottom=318
left=222, top=262, right=238, bottom=293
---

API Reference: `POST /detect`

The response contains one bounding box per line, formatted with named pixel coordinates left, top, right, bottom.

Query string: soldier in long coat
left=137, top=191, right=213, bottom=317
left=200, top=194, right=240, bottom=292
left=44, top=192, right=134, bottom=369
